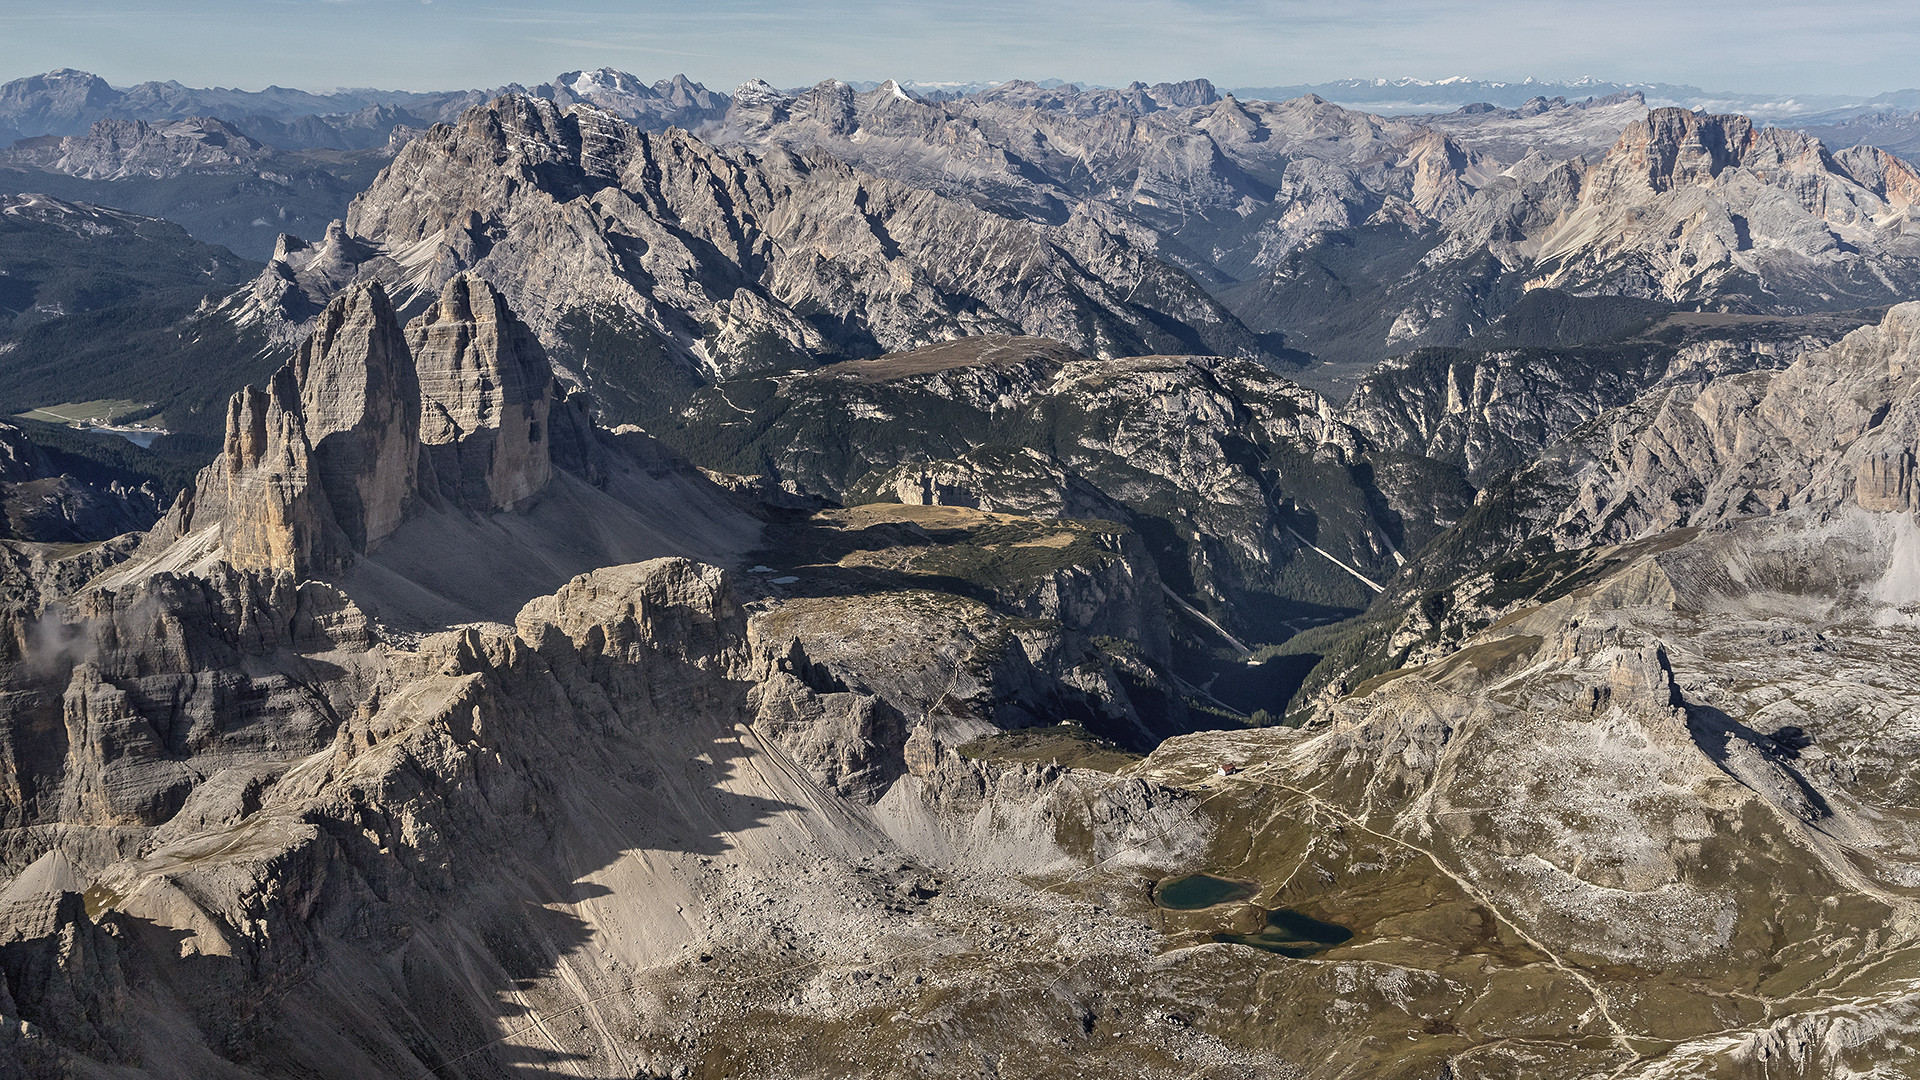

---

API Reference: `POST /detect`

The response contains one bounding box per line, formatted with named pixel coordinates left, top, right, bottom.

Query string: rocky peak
left=228, top=375, right=345, bottom=574
left=158, top=274, right=571, bottom=576
left=0, top=115, right=275, bottom=180
left=406, top=272, right=554, bottom=510
left=1585, top=107, right=1837, bottom=198
left=1833, top=144, right=1920, bottom=208
left=1401, top=129, right=1490, bottom=216
left=723, top=79, right=793, bottom=136
left=290, top=281, right=419, bottom=553
left=861, top=80, right=925, bottom=114
left=1149, top=78, right=1220, bottom=109
left=790, top=79, right=858, bottom=135
left=1509, top=106, right=1920, bottom=305
left=657, top=73, right=721, bottom=109
left=0, top=70, right=117, bottom=137
left=245, top=219, right=373, bottom=332
left=541, top=69, right=729, bottom=131
left=556, top=67, right=649, bottom=99
left=166, top=366, right=348, bottom=577
left=731, top=78, right=790, bottom=109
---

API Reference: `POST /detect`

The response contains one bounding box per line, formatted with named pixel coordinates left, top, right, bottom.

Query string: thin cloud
left=530, top=37, right=717, bottom=59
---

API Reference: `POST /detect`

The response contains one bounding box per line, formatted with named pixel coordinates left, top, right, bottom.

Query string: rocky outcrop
left=238, top=221, right=378, bottom=336
left=1533, top=301, right=1920, bottom=549
left=859, top=446, right=1130, bottom=522
left=407, top=273, right=553, bottom=510
left=1362, top=301, right=1920, bottom=674
left=515, top=558, right=744, bottom=676
left=1341, top=314, right=1862, bottom=482
left=185, top=373, right=346, bottom=576
left=291, top=281, right=419, bottom=552
left=0, top=879, right=132, bottom=1067
left=1856, top=447, right=1915, bottom=512
left=0, top=535, right=1244, bottom=1080
left=155, top=276, right=562, bottom=577
left=1525, top=107, right=1920, bottom=305
left=737, top=499, right=1182, bottom=794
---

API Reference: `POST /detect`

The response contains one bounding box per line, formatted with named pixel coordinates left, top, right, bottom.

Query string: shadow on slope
left=340, top=434, right=764, bottom=629
left=26, top=569, right=840, bottom=1079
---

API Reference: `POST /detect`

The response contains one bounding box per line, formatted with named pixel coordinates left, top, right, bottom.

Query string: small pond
left=1153, top=873, right=1257, bottom=910
left=1213, top=907, right=1354, bottom=958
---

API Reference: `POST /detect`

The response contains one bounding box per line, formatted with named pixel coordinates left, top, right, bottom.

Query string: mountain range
left=0, top=61, right=1919, bottom=1079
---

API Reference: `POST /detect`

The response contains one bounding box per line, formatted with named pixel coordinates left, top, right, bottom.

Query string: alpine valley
left=0, top=62, right=1918, bottom=1080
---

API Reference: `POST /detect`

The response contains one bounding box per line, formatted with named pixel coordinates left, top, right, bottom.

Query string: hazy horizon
left=1, top=0, right=1916, bottom=100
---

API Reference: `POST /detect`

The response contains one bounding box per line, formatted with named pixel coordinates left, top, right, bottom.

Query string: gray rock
left=406, top=272, right=553, bottom=511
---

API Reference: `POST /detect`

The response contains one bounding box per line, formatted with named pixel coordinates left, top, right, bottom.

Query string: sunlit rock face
left=407, top=272, right=553, bottom=511
left=290, top=280, right=419, bottom=553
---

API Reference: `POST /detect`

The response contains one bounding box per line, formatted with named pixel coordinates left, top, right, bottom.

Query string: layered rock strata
left=407, top=272, right=553, bottom=510
left=154, top=272, right=560, bottom=577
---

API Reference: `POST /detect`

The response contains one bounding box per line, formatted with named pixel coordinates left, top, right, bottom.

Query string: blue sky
left=0, top=0, right=1914, bottom=97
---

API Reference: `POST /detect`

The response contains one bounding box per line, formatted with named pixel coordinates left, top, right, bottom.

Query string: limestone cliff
left=0, top=538, right=1222, bottom=1079
left=1533, top=301, right=1920, bottom=549
left=290, top=281, right=419, bottom=553
left=1527, top=107, right=1920, bottom=304
left=407, top=272, right=553, bottom=510
left=189, top=372, right=346, bottom=577
left=153, top=274, right=573, bottom=579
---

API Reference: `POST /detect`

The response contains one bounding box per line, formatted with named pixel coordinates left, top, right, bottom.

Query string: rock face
left=1518, top=301, right=1920, bottom=551
left=1527, top=107, right=1920, bottom=304
left=292, top=281, right=419, bottom=552
left=155, top=276, right=558, bottom=575
left=1343, top=300, right=1920, bottom=689
left=1341, top=312, right=1868, bottom=483
left=1857, top=447, right=1915, bottom=512
left=0, top=522, right=1226, bottom=1079
left=0, top=69, right=119, bottom=138
left=407, top=272, right=552, bottom=510
left=189, top=373, right=346, bottom=576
